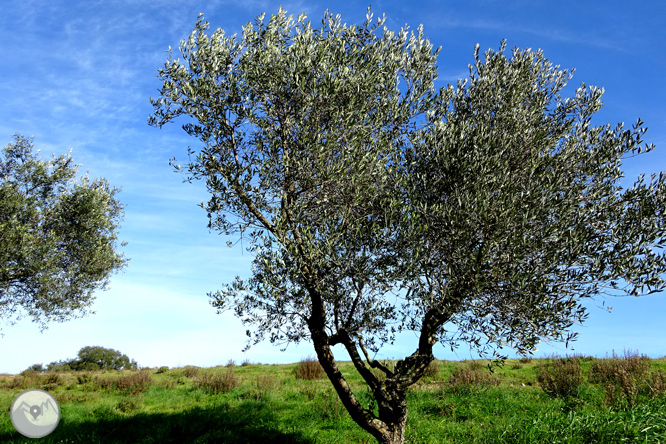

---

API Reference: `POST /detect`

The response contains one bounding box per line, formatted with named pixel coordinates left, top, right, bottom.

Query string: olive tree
left=0, top=134, right=128, bottom=334
left=149, top=8, right=665, bottom=444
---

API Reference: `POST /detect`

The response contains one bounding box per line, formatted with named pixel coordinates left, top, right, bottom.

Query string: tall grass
left=1, top=355, right=665, bottom=443
left=293, top=356, right=325, bottom=380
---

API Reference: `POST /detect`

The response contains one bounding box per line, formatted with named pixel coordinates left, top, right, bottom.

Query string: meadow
left=1, top=351, right=665, bottom=443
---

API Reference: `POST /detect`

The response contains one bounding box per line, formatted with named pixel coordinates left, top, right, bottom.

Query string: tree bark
left=309, top=311, right=411, bottom=444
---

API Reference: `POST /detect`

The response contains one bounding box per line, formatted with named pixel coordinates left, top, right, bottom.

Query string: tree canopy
left=149, top=8, right=665, bottom=444
left=0, top=134, right=128, bottom=333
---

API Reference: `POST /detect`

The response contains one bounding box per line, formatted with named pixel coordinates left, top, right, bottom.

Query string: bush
left=195, top=369, right=240, bottom=394
left=47, top=360, right=74, bottom=372
left=42, top=372, right=62, bottom=386
left=447, top=364, right=500, bottom=395
left=182, top=366, right=200, bottom=378
left=11, top=370, right=41, bottom=389
left=536, top=355, right=583, bottom=400
left=77, top=372, right=93, bottom=385
left=241, top=358, right=252, bottom=367
left=94, top=371, right=152, bottom=394
left=294, top=356, right=325, bottom=380
left=589, top=349, right=653, bottom=407
left=156, top=366, right=169, bottom=374
left=646, top=370, right=666, bottom=398
left=26, top=363, right=45, bottom=373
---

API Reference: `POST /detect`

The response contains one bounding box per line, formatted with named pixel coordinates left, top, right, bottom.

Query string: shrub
left=115, top=371, right=153, bottom=394
left=183, top=366, right=200, bottom=378
left=589, top=349, right=653, bottom=407
left=156, top=366, right=169, bottom=374
left=646, top=370, right=666, bottom=398
left=26, top=363, right=45, bottom=373
left=47, top=360, right=74, bottom=372
left=42, top=372, right=62, bottom=386
left=195, top=369, right=240, bottom=394
left=94, top=371, right=152, bottom=394
left=447, top=364, right=500, bottom=395
left=117, top=396, right=140, bottom=413
left=466, top=360, right=484, bottom=371
left=241, top=358, right=252, bottom=367
left=77, top=372, right=93, bottom=385
left=254, top=374, right=277, bottom=392
left=225, top=359, right=236, bottom=368
left=536, top=355, right=583, bottom=400
left=294, top=356, right=325, bottom=380
left=11, top=370, right=41, bottom=389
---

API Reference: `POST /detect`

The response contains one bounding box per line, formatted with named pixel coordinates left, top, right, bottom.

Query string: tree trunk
left=309, top=324, right=411, bottom=444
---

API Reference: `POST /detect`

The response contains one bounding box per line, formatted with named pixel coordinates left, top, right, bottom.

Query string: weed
left=320, top=389, right=346, bottom=420
left=117, top=396, right=141, bottom=413
left=297, top=382, right=319, bottom=401
left=241, top=358, right=252, bottom=367
left=255, top=374, right=277, bottom=392
left=225, top=359, right=236, bottom=367
left=182, top=366, right=200, bottom=378
left=94, top=371, right=153, bottom=394
left=589, top=349, right=653, bottom=407
left=447, top=364, right=500, bottom=395
left=423, top=359, right=441, bottom=379
left=77, top=372, right=93, bottom=385
left=536, top=355, right=583, bottom=400
left=294, top=356, right=325, bottom=380
left=195, top=369, right=240, bottom=394
left=159, top=378, right=176, bottom=389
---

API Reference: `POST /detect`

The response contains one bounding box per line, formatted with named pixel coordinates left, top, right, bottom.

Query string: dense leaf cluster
left=0, top=135, right=128, bottom=333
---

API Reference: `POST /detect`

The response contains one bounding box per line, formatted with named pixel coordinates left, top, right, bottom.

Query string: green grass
left=1, top=356, right=665, bottom=443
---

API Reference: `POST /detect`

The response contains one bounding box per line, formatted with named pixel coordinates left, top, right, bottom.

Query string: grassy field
left=1, top=353, right=665, bottom=443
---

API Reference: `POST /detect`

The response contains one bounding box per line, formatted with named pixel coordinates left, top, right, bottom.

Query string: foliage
left=195, top=368, right=241, bottom=394
left=46, top=346, right=138, bottom=372
left=182, top=365, right=200, bottom=378
left=589, top=349, right=656, bottom=407
left=26, top=363, right=45, bottom=373
left=447, top=364, right=501, bottom=395
left=73, top=345, right=138, bottom=371
left=294, top=356, right=325, bottom=380
left=536, top=355, right=583, bottom=400
left=0, top=134, right=129, bottom=333
left=149, top=6, right=666, bottom=444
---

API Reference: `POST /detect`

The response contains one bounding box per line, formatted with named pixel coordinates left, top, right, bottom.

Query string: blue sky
left=1, top=0, right=664, bottom=374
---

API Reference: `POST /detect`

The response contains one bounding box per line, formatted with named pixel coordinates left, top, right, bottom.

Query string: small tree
left=0, top=134, right=128, bottom=334
left=149, top=8, right=666, bottom=444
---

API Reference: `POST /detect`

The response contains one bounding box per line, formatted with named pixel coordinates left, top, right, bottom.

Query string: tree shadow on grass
left=1, top=400, right=316, bottom=444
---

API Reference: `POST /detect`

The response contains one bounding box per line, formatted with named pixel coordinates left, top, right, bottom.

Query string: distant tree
left=149, top=8, right=666, bottom=444
left=26, top=363, right=45, bottom=373
left=68, top=345, right=137, bottom=371
left=46, top=360, right=74, bottom=372
left=0, top=134, right=128, bottom=334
